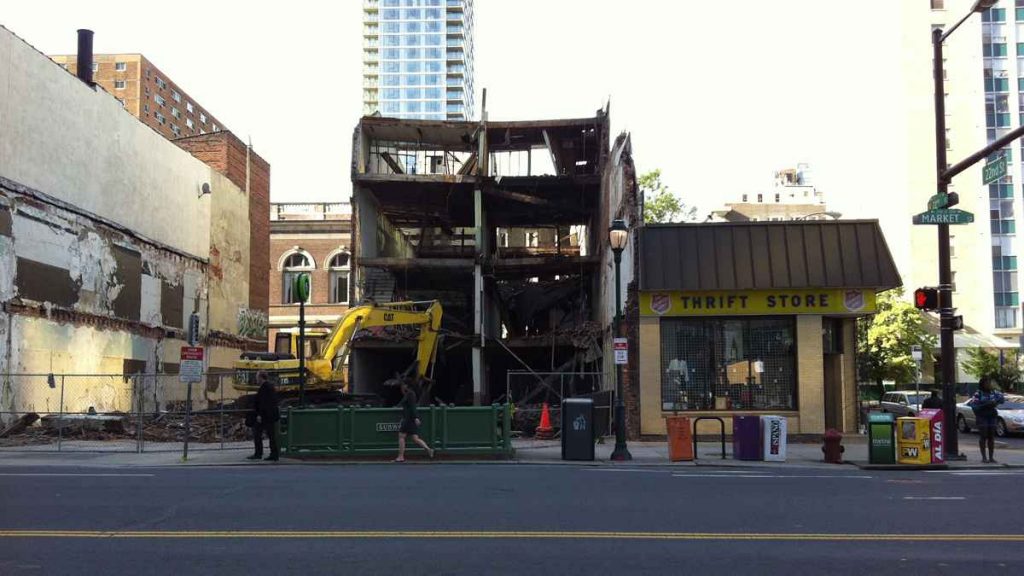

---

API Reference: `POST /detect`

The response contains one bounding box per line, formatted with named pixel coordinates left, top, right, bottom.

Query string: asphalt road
left=1, top=463, right=1022, bottom=575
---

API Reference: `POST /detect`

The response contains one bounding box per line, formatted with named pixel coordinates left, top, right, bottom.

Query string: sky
left=0, top=0, right=909, bottom=218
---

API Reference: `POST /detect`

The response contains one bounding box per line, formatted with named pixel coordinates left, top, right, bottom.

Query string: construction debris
left=0, top=413, right=39, bottom=438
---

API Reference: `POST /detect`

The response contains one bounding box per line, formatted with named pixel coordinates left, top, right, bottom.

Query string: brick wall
left=175, top=132, right=271, bottom=315
left=269, top=229, right=352, bottom=341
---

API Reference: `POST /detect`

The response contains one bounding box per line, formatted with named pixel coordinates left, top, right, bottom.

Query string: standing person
left=395, top=380, right=434, bottom=462
left=968, top=376, right=1006, bottom=463
left=922, top=388, right=943, bottom=410
left=247, top=371, right=280, bottom=462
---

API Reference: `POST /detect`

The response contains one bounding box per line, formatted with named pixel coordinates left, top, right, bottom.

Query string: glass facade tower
left=363, top=0, right=475, bottom=121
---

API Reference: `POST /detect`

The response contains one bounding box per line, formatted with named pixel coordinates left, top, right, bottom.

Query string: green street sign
left=912, top=208, right=975, bottom=225
left=928, top=193, right=949, bottom=210
left=293, top=273, right=310, bottom=302
left=983, top=155, right=1007, bottom=185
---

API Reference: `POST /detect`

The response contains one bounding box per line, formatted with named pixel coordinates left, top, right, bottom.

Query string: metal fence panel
left=504, top=371, right=611, bottom=438
left=0, top=373, right=250, bottom=454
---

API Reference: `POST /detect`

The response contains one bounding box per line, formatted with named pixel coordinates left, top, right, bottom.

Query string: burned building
left=350, top=106, right=629, bottom=405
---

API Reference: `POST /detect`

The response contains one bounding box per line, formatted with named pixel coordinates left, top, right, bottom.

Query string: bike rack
left=692, top=416, right=726, bottom=460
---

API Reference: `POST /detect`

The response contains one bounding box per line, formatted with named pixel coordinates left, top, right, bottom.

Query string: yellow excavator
left=233, top=300, right=443, bottom=403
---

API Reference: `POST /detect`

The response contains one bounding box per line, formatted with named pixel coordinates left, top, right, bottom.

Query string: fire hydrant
left=822, top=429, right=844, bottom=464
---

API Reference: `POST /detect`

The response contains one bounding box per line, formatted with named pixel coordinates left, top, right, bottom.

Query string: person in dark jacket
left=248, top=371, right=280, bottom=462
left=395, top=380, right=434, bottom=463
left=922, top=389, right=943, bottom=410
left=968, top=376, right=1006, bottom=463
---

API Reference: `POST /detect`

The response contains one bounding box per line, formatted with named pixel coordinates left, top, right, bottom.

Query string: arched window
left=328, top=250, right=350, bottom=305
left=281, top=250, right=314, bottom=304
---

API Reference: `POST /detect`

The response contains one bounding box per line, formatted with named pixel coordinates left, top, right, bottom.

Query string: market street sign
left=912, top=208, right=975, bottom=225
left=983, top=155, right=1007, bottom=185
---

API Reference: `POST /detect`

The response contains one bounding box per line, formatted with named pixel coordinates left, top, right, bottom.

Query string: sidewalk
left=1, top=436, right=1021, bottom=469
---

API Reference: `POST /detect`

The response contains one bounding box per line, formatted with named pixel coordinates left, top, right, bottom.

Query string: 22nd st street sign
left=983, top=154, right=1008, bottom=185
left=912, top=208, right=975, bottom=225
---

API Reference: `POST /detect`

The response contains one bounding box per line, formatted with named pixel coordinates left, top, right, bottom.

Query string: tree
left=857, top=290, right=936, bottom=398
left=640, top=169, right=696, bottom=224
left=962, top=348, right=1022, bottom=393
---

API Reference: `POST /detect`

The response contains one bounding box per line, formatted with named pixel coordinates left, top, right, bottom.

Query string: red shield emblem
left=650, top=293, right=671, bottom=315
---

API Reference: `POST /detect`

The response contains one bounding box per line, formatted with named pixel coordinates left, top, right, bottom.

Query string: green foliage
left=640, top=169, right=696, bottom=224
left=857, top=290, right=935, bottom=391
left=962, top=348, right=1022, bottom=392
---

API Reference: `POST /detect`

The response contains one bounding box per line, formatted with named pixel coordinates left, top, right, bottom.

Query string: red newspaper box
left=917, top=408, right=945, bottom=464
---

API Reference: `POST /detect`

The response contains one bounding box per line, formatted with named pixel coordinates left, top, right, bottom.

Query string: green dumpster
left=868, top=411, right=896, bottom=465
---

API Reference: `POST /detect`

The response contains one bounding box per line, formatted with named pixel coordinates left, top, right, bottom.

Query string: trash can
left=760, top=415, right=787, bottom=462
left=561, top=398, right=595, bottom=461
left=917, top=408, right=945, bottom=464
left=867, top=411, right=896, bottom=465
left=665, top=415, right=693, bottom=461
left=896, top=417, right=931, bottom=465
left=733, top=416, right=762, bottom=461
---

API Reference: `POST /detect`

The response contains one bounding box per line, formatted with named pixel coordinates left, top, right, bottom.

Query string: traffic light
left=914, top=287, right=940, bottom=311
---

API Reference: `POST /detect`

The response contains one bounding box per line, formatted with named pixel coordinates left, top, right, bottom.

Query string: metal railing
left=0, top=373, right=250, bottom=455
left=271, top=203, right=352, bottom=220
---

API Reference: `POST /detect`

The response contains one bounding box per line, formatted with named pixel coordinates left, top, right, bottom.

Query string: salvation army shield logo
left=844, top=290, right=865, bottom=313
left=650, top=293, right=671, bottom=315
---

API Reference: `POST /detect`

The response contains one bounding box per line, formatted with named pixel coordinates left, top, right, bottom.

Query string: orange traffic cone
left=535, top=403, right=555, bottom=440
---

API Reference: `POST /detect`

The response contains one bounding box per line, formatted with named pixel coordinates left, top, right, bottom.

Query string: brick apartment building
left=268, top=203, right=353, bottom=347
left=50, top=53, right=227, bottom=141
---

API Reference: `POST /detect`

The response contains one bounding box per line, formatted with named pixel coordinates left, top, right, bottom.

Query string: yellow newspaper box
left=896, top=417, right=931, bottom=465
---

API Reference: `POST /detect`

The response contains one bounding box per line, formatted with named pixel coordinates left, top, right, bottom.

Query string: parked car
left=880, top=390, right=932, bottom=417
left=956, top=394, right=1024, bottom=437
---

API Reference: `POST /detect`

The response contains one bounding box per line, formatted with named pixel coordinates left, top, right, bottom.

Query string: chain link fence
left=0, top=373, right=251, bottom=453
left=504, top=371, right=611, bottom=438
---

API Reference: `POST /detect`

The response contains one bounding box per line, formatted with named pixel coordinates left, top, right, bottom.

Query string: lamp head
left=973, top=0, right=999, bottom=12
left=609, top=219, right=628, bottom=252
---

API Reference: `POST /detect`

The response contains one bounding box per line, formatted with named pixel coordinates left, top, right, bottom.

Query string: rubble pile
left=0, top=411, right=251, bottom=445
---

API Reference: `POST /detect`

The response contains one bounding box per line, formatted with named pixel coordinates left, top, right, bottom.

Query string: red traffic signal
left=914, top=287, right=939, bottom=311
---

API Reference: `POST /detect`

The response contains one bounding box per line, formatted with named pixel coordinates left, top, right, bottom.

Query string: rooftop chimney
left=76, top=29, right=94, bottom=86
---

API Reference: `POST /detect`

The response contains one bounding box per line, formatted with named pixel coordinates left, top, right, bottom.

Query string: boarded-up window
left=15, top=258, right=78, bottom=306
left=112, top=246, right=142, bottom=321
left=161, top=281, right=184, bottom=329
left=0, top=206, right=11, bottom=237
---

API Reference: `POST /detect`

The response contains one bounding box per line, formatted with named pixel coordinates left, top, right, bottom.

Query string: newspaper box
left=917, top=408, right=945, bottom=464
left=760, top=415, right=787, bottom=462
left=896, top=417, right=931, bottom=465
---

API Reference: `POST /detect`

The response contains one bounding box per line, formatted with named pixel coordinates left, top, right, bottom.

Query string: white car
left=956, top=394, right=1024, bottom=437
left=880, top=391, right=932, bottom=417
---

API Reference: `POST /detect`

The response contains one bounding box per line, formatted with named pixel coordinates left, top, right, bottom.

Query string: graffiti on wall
left=237, top=308, right=268, bottom=339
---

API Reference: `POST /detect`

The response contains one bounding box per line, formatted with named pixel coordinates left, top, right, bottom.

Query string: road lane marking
left=902, top=497, right=966, bottom=500
left=0, top=530, right=1022, bottom=542
left=672, top=474, right=872, bottom=479
left=582, top=469, right=668, bottom=473
left=0, top=473, right=154, bottom=477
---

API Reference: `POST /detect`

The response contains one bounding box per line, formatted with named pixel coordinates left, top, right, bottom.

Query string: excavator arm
left=311, top=300, right=443, bottom=384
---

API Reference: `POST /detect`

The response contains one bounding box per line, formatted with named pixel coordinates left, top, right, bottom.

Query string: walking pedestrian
left=968, top=376, right=1006, bottom=463
left=247, top=371, right=280, bottom=462
left=395, top=380, right=434, bottom=463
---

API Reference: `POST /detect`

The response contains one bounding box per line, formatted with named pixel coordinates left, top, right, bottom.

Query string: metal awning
left=639, top=220, right=902, bottom=292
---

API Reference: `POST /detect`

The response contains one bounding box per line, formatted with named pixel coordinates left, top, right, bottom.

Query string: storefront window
left=660, top=317, right=797, bottom=412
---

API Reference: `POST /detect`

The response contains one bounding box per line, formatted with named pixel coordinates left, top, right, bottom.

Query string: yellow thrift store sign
left=640, top=289, right=876, bottom=317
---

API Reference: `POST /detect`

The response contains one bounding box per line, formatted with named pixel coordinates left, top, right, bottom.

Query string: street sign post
left=983, top=155, right=1008, bottom=185
left=613, top=338, right=628, bottom=365
left=179, top=346, right=204, bottom=462
left=912, top=209, right=975, bottom=225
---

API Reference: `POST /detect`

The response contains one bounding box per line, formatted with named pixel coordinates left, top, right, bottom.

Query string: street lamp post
left=933, top=0, right=1002, bottom=459
left=609, top=219, right=632, bottom=461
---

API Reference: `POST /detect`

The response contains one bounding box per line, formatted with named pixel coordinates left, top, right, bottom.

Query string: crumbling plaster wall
left=207, top=170, right=251, bottom=336
left=600, top=133, right=639, bottom=389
